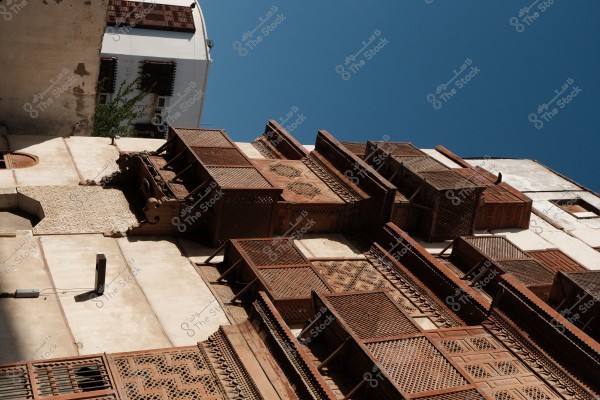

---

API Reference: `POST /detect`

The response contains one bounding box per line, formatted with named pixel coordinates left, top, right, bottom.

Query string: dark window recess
left=552, top=198, right=600, bottom=219
left=99, top=57, right=117, bottom=94
left=140, top=61, right=176, bottom=96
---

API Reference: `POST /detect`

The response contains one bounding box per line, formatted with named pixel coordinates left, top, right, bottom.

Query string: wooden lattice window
left=140, top=61, right=176, bottom=96
left=99, top=57, right=117, bottom=94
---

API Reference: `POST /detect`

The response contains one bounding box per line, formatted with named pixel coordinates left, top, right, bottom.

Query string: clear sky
left=199, top=1, right=599, bottom=192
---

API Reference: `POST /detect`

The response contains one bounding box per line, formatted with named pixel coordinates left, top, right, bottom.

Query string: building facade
left=0, top=124, right=599, bottom=399
left=0, top=0, right=109, bottom=136
left=99, top=0, right=211, bottom=137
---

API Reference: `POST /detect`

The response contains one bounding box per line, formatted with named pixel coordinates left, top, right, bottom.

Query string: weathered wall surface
left=0, top=0, right=108, bottom=136
left=469, top=158, right=600, bottom=270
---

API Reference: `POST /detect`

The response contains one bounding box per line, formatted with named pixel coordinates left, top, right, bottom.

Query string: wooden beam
left=230, top=278, right=258, bottom=303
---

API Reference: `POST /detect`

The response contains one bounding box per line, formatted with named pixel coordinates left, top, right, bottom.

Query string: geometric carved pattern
left=522, top=386, right=553, bottom=400
left=286, top=182, right=321, bottom=198
left=464, top=364, right=492, bottom=379
left=110, top=348, right=224, bottom=400
left=269, top=163, right=302, bottom=178
left=470, top=337, right=497, bottom=352
left=484, top=310, right=594, bottom=400
left=430, top=328, right=563, bottom=400
left=324, top=292, right=420, bottom=339
left=312, top=260, right=419, bottom=314
left=18, top=186, right=138, bottom=235
left=366, top=336, right=469, bottom=395
left=412, top=389, right=483, bottom=400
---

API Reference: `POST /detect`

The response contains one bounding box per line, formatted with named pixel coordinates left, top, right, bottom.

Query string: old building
left=0, top=124, right=599, bottom=399
left=100, top=0, right=211, bottom=136
left=0, top=0, right=109, bottom=136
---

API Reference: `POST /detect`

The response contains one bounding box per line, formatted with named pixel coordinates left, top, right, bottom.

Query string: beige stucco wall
left=0, top=0, right=108, bottom=136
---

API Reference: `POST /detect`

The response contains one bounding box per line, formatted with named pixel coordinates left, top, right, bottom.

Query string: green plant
left=92, top=77, right=150, bottom=137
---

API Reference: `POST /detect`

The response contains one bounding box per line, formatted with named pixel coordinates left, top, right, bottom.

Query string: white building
left=99, top=0, right=211, bottom=137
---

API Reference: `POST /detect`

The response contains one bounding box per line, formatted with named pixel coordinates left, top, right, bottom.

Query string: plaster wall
left=0, top=0, right=109, bottom=136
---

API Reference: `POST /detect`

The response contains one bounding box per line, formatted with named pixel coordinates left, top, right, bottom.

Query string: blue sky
left=199, top=1, right=599, bottom=192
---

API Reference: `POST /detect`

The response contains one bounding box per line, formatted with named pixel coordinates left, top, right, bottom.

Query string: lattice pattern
left=394, top=156, right=449, bottom=172
left=463, top=237, right=530, bottom=261
left=218, top=196, right=275, bottom=243
left=366, top=336, right=468, bottom=395
left=368, top=142, right=425, bottom=157
left=238, top=239, right=308, bottom=267
left=259, top=267, right=331, bottom=298
left=522, top=386, right=553, bottom=400
left=111, top=348, right=224, bottom=400
left=430, top=190, right=479, bottom=241
left=497, top=260, right=554, bottom=287
left=325, top=292, right=420, bottom=339
left=431, top=328, right=566, bottom=400
left=413, top=389, right=482, bottom=400
left=192, top=147, right=251, bottom=166
left=563, top=272, right=600, bottom=299
left=484, top=311, right=592, bottom=400
left=209, top=167, right=272, bottom=189
left=494, top=361, right=520, bottom=376
left=312, top=260, right=418, bottom=313
left=340, top=142, right=367, bottom=157
left=420, top=170, right=479, bottom=190
left=439, top=336, right=501, bottom=354
left=494, top=390, right=517, bottom=400
left=276, top=303, right=313, bottom=323
left=0, top=365, right=33, bottom=399
left=33, top=357, right=112, bottom=397
left=464, top=364, right=491, bottom=379
left=269, top=163, right=302, bottom=178
left=286, top=182, right=321, bottom=198
left=176, top=129, right=233, bottom=148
